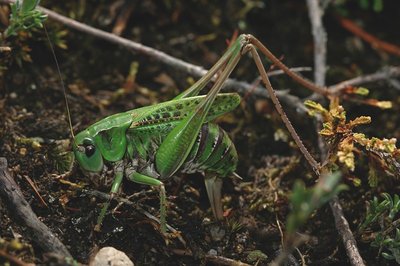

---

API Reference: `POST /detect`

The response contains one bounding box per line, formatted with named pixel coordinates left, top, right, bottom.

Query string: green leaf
left=286, top=172, right=345, bottom=235
left=21, top=0, right=41, bottom=13
left=354, top=87, right=369, bottom=96
left=381, top=252, right=394, bottom=260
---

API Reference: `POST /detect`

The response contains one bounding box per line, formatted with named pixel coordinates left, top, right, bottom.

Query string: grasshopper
left=70, top=34, right=322, bottom=233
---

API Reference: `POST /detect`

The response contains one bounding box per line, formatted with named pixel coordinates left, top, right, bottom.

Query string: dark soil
left=1, top=1, right=399, bottom=265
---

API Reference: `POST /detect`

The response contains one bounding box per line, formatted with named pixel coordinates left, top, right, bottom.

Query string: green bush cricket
left=72, top=36, right=244, bottom=233
left=63, top=34, right=322, bottom=233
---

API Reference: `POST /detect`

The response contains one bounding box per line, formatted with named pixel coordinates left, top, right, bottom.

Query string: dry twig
left=329, top=66, right=400, bottom=93
left=330, top=197, right=365, bottom=266
left=34, top=2, right=273, bottom=99
left=205, top=255, right=251, bottom=266
left=306, top=0, right=327, bottom=87
left=306, top=1, right=365, bottom=265
left=0, top=0, right=317, bottom=113
left=0, top=157, right=72, bottom=259
left=336, top=14, right=400, bottom=57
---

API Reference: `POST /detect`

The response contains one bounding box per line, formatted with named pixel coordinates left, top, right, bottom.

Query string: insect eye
left=84, top=144, right=96, bottom=157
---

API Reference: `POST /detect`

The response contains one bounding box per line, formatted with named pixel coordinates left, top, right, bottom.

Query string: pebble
left=90, top=247, right=134, bottom=266
left=209, top=225, right=226, bottom=241
left=207, top=249, right=218, bottom=256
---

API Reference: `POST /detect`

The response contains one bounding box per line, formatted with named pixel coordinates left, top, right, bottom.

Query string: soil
left=1, top=1, right=399, bottom=265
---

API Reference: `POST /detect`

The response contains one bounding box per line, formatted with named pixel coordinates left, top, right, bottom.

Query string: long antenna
left=44, top=25, right=75, bottom=140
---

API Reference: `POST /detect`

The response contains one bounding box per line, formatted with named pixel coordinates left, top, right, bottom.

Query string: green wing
left=127, top=93, right=240, bottom=131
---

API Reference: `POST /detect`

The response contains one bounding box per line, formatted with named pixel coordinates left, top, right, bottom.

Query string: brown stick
left=336, top=15, right=400, bottom=57
left=307, top=3, right=365, bottom=266
left=330, top=197, right=365, bottom=266
left=205, top=255, right=251, bottom=266
left=306, top=0, right=327, bottom=87
left=0, top=0, right=316, bottom=111
left=31, top=1, right=277, bottom=99
left=329, top=66, right=400, bottom=93
left=0, top=157, right=72, bottom=259
left=306, top=0, right=330, bottom=159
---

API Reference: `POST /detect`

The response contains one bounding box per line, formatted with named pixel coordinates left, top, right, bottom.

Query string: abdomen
left=181, top=123, right=237, bottom=177
left=127, top=122, right=237, bottom=178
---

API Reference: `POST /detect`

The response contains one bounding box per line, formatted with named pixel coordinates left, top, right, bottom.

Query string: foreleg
left=95, top=160, right=124, bottom=231
left=126, top=169, right=167, bottom=233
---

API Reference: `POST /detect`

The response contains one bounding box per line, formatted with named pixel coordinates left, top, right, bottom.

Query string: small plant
left=333, top=0, right=384, bottom=13
left=357, top=0, right=384, bottom=12
left=4, top=0, right=47, bottom=38
left=305, top=98, right=399, bottom=187
left=285, top=171, right=347, bottom=237
left=1, top=0, right=49, bottom=67
left=359, top=193, right=400, bottom=262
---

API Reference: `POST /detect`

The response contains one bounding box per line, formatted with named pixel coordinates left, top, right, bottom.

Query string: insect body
left=74, top=93, right=240, bottom=232
left=72, top=35, right=248, bottom=233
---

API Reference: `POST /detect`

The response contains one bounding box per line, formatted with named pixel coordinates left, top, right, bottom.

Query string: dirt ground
left=1, top=1, right=400, bottom=265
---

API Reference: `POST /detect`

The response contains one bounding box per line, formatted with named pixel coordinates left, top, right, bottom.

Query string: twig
left=0, top=0, right=316, bottom=113
left=336, top=14, right=400, bottom=57
left=35, top=1, right=271, bottom=98
left=328, top=66, right=400, bottom=93
left=306, top=0, right=327, bottom=87
left=305, top=2, right=365, bottom=265
left=388, top=78, right=400, bottom=91
left=0, top=157, right=72, bottom=258
left=330, top=197, right=366, bottom=266
left=306, top=0, right=329, bottom=159
left=205, top=255, right=251, bottom=266
left=22, top=174, right=48, bottom=208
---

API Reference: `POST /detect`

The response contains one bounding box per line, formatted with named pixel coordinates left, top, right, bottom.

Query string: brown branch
left=336, top=14, right=400, bottom=57
left=306, top=2, right=365, bottom=265
left=306, top=0, right=330, bottom=159
left=0, top=157, right=72, bottom=259
left=1, top=0, right=274, bottom=98
left=306, top=0, right=327, bottom=87
left=0, top=0, right=321, bottom=117
left=205, top=255, right=251, bottom=266
left=330, top=196, right=365, bottom=266
left=328, top=66, right=400, bottom=94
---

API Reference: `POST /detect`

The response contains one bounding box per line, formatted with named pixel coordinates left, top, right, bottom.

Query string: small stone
left=19, top=148, right=27, bottom=156
left=207, top=249, right=218, bottom=256
left=90, top=247, right=134, bottom=266
left=9, top=92, right=17, bottom=99
left=209, top=225, right=226, bottom=241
